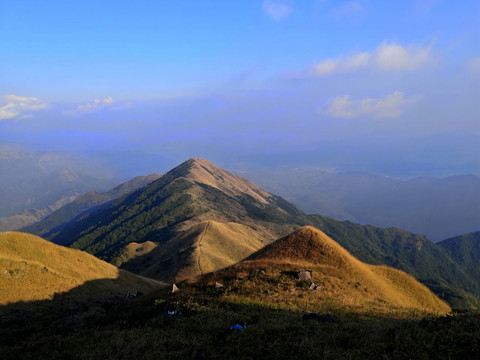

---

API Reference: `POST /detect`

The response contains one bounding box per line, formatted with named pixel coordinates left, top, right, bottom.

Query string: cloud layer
left=0, top=95, right=47, bottom=120
left=77, top=97, right=115, bottom=112
left=327, top=91, right=408, bottom=118
left=314, top=41, right=434, bottom=76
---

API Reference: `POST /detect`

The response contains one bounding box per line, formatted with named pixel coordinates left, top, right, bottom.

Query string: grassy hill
left=0, top=231, right=477, bottom=360
left=0, top=232, right=166, bottom=305
left=119, top=220, right=266, bottom=282
left=22, top=158, right=480, bottom=309
left=198, top=226, right=450, bottom=316
left=34, top=158, right=302, bottom=279
left=305, top=216, right=480, bottom=308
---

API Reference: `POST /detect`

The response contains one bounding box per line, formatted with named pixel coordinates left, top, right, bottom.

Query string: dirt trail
left=196, top=221, right=211, bottom=275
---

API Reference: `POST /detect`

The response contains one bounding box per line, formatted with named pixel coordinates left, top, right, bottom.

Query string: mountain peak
left=249, top=226, right=353, bottom=266
left=165, top=158, right=273, bottom=204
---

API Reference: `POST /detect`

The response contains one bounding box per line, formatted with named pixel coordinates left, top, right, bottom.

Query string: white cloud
left=262, top=1, right=292, bottom=21
left=360, top=91, right=405, bottom=117
left=327, top=95, right=355, bottom=118
left=312, top=41, right=433, bottom=76
left=466, top=57, right=480, bottom=74
left=315, top=52, right=371, bottom=75
left=375, top=42, right=432, bottom=70
left=327, top=91, right=408, bottom=118
left=62, top=97, right=133, bottom=116
left=76, top=97, right=115, bottom=113
left=0, top=94, right=47, bottom=120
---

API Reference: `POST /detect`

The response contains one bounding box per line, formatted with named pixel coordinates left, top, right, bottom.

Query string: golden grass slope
left=178, top=220, right=266, bottom=280
left=206, top=226, right=451, bottom=316
left=0, top=232, right=166, bottom=305
left=119, top=220, right=267, bottom=283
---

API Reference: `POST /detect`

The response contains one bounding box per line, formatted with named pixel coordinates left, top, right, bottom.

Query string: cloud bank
left=77, top=97, right=115, bottom=112
left=0, top=94, right=47, bottom=120
left=314, top=41, right=434, bottom=76
left=62, top=97, right=118, bottom=116
left=327, top=91, right=408, bottom=118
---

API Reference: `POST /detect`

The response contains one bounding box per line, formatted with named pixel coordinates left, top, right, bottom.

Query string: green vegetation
left=305, top=217, right=480, bottom=309
left=20, top=158, right=480, bottom=309
left=438, top=232, right=480, bottom=280
left=23, top=173, right=161, bottom=239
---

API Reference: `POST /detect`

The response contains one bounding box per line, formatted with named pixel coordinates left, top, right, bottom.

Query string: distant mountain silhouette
left=0, top=148, right=116, bottom=217
left=245, top=167, right=480, bottom=241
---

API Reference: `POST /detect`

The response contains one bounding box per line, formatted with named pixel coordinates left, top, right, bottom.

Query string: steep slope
left=119, top=220, right=266, bottom=282
left=438, top=232, right=480, bottom=283
left=22, top=158, right=479, bottom=308
left=0, top=232, right=166, bottom=305
left=37, top=158, right=302, bottom=280
left=307, top=216, right=480, bottom=308
left=197, top=226, right=451, bottom=316
left=23, top=173, right=161, bottom=236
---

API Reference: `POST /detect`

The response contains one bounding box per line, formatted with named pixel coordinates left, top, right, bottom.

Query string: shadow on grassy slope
left=0, top=277, right=478, bottom=360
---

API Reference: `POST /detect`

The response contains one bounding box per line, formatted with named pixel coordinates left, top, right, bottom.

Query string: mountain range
left=22, top=158, right=480, bottom=309
left=0, top=148, right=118, bottom=218
left=244, top=167, right=480, bottom=241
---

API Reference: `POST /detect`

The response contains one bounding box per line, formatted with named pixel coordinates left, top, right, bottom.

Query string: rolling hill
left=194, top=226, right=451, bottom=315
left=0, top=232, right=166, bottom=305
left=119, top=220, right=266, bottom=282
left=31, top=158, right=303, bottom=281
left=23, top=158, right=480, bottom=308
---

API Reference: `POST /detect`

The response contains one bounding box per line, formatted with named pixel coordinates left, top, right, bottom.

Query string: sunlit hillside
left=120, top=220, right=267, bottom=282
left=0, top=232, right=166, bottom=305
left=193, top=226, right=451, bottom=316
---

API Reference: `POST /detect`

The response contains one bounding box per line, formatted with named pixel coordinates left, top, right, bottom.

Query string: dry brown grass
left=199, top=226, right=451, bottom=316
left=114, top=241, right=158, bottom=266
left=0, top=232, right=166, bottom=305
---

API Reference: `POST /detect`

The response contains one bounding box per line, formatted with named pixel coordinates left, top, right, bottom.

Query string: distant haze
left=0, top=1, right=478, bottom=179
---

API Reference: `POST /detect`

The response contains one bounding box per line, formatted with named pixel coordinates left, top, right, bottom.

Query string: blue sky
left=0, top=0, right=479, bottom=177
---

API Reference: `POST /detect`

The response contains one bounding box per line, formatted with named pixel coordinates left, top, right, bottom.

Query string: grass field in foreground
left=0, top=285, right=478, bottom=360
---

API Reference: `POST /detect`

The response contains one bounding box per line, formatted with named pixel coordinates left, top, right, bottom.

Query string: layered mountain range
left=245, top=167, right=480, bottom=241
left=21, top=158, right=479, bottom=309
